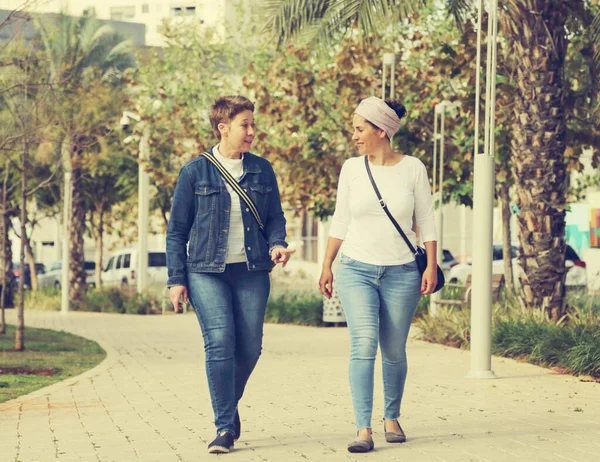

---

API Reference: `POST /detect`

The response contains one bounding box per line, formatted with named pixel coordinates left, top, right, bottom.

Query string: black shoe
left=347, top=438, right=374, bottom=453
left=208, top=432, right=235, bottom=454
left=234, top=409, right=241, bottom=441
left=384, top=419, right=406, bottom=443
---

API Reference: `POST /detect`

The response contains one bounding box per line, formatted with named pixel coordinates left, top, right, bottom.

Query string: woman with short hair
left=167, top=95, right=294, bottom=454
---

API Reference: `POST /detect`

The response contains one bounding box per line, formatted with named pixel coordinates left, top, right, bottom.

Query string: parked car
left=11, top=262, right=46, bottom=289
left=103, top=248, right=168, bottom=294
left=441, top=249, right=459, bottom=273
left=38, top=260, right=96, bottom=290
left=446, top=243, right=587, bottom=291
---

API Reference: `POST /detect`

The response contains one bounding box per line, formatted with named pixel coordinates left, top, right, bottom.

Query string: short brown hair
left=209, top=95, right=255, bottom=140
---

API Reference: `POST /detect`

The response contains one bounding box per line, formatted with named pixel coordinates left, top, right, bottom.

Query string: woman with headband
left=319, top=96, right=438, bottom=453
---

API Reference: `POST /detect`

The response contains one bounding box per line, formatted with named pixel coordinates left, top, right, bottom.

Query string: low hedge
left=23, top=287, right=162, bottom=315
left=265, top=290, right=323, bottom=326
left=416, top=292, right=600, bottom=379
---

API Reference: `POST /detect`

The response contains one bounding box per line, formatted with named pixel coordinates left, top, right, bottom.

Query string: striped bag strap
left=200, top=151, right=266, bottom=234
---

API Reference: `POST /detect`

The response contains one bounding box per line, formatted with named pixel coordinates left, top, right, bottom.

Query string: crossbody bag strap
left=363, top=155, right=418, bottom=256
left=201, top=151, right=267, bottom=238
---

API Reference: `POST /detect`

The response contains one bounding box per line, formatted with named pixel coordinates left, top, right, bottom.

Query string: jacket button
left=252, top=265, right=256, bottom=269
left=247, top=246, right=251, bottom=251
left=244, top=188, right=248, bottom=192
left=246, top=227, right=250, bottom=231
left=245, top=208, right=249, bottom=212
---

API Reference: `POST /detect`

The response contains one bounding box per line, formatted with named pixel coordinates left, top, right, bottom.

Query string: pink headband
left=354, top=96, right=401, bottom=140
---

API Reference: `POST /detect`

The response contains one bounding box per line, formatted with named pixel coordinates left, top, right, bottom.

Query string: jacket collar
left=208, top=145, right=261, bottom=173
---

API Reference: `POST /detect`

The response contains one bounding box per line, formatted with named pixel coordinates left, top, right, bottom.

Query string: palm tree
left=261, top=0, right=600, bottom=320
left=500, top=2, right=600, bottom=320
left=35, top=12, right=135, bottom=302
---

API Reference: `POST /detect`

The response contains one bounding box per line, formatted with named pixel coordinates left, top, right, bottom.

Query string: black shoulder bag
left=364, top=156, right=445, bottom=293
left=200, top=151, right=269, bottom=242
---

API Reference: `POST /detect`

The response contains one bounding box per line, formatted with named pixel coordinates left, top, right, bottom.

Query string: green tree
left=0, top=43, right=55, bottom=348
left=262, top=0, right=600, bottom=320
left=35, top=11, right=136, bottom=302
left=126, top=20, right=247, bottom=230
left=83, top=129, right=137, bottom=287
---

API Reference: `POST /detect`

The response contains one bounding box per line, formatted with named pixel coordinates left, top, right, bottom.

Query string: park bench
left=432, top=273, right=505, bottom=308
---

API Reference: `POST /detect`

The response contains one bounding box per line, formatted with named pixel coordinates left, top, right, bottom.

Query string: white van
left=39, top=260, right=96, bottom=289
left=103, top=248, right=168, bottom=293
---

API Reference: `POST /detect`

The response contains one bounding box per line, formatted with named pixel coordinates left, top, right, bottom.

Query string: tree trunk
left=499, top=183, right=515, bottom=294
left=69, top=165, right=87, bottom=301
left=1, top=161, right=13, bottom=333
left=0, top=213, right=12, bottom=334
left=95, top=210, right=104, bottom=288
left=0, top=211, right=6, bottom=335
left=16, top=141, right=27, bottom=351
left=160, top=206, right=168, bottom=233
left=23, top=232, right=38, bottom=291
left=507, top=4, right=569, bottom=321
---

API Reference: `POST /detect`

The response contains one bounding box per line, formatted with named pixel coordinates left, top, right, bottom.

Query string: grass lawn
left=0, top=324, right=106, bottom=403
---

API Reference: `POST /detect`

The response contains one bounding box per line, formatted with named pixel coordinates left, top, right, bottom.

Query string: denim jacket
left=166, top=146, right=288, bottom=286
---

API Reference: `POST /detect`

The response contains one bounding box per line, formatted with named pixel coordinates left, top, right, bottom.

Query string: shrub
left=24, top=287, right=161, bottom=315
left=414, top=285, right=465, bottom=318
left=265, top=290, right=323, bottom=326
left=22, top=287, right=61, bottom=311
left=415, top=306, right=471, bottom=348
left=416, top=292, right=600, bottom=378
left=76, top=288, right=160, bottom=315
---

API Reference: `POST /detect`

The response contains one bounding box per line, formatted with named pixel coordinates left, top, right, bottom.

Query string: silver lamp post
left=121, top=111, right=149, bottom=295
left=430, top=101, right=450, bottom=315
left=467, top=0, right=498, bottom=379
left=60, top=169, right=71, bottom=315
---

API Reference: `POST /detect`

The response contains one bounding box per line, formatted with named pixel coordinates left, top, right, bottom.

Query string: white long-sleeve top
left=329, top=155, right=437, bottom=266
left=214, top=146, right=247, bottom=264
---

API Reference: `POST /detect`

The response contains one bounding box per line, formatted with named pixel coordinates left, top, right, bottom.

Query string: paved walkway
left=1, top=310, right=599, bottom=462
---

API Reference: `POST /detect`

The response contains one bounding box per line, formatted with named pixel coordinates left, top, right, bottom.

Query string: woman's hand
left=169, top=285, right=188, bottom=313
left=319, top=265, right=334, bottom=299
left=421, top=266, right=438, bottom=295
left=271, top=247, right=296, bottom=267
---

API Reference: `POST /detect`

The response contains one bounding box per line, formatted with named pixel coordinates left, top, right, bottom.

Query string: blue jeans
left=187, top=263, right=270, bottom=435
left=336, top=254, right=422, bottom=430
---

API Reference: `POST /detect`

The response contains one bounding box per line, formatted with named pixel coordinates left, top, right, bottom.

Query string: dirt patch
left=0, top=367, right=58, bottom=376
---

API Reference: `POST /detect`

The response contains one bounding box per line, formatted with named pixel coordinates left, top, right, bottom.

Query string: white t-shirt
left=329, top=155, right=437, bottom=266
left=214, top=146, right=247, bottom=264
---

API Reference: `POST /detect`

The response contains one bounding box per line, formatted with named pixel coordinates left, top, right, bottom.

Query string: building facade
left=0, top=0, right=239, bottom=47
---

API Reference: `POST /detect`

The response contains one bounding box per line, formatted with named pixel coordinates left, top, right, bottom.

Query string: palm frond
left=259, top=0, right=333, bottom=48
left=33, top=16, right=59, bottom=82
left=445, top=0, right=473, bottom=29
left=590, top=8, right=600, bottom=62
left=259, top=0, right=428, bottom=49
left=88, top=24, right=119, bottom=51
left=33, top=12, right=135, bottom=86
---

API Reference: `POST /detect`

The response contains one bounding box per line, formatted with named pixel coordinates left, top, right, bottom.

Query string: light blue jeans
left=187, top=263, right=270, bottom=435
left=336, top=254, right=422, bottom=430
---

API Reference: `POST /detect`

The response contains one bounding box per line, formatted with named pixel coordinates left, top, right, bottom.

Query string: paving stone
left=1, top=310, right=599, bottom=462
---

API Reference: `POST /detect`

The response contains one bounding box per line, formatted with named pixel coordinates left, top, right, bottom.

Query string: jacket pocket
left=248, top=183, right=272, bottom=216
left=194, top=183, right=220, bottom=215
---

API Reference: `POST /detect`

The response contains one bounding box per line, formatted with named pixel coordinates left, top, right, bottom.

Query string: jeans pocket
left=401, top=260, right=419, bottom=271
left=339, top=253, right=356, bottom=265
